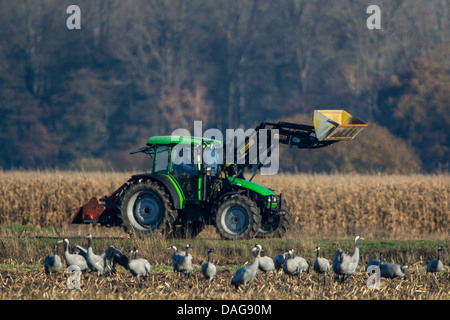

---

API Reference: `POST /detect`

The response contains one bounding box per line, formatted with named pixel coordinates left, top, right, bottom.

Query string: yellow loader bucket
left=314, top=110, right=367, bottom=141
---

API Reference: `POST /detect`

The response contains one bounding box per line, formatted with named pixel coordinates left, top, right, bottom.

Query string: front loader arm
left=255, top=110, right=367, bottom=149
left=231, top=110, right=367, bottom=179
left=254, top=121, right=335, bottom=149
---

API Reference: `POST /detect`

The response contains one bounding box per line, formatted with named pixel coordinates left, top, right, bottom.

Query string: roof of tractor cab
left=147, top=136, right=222, bottom=146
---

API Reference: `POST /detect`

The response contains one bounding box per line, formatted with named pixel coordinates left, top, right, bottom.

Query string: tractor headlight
left=265, top=195, right=277, bottom=203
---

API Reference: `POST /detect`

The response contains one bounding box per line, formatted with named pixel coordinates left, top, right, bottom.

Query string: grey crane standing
left=253, top=244, right=275, bottom=276
left=282, top=249, right=296, bottom=277
left=283, top=249, right=309, bottom=284
left=313, top=246, right=330, bottom=285
left=60, top=238, right=88, bottom=271
left=332, top=236, right=362, bottom=283
left=231, top=245, right=260, bottom=289
left=86, top=234, right=107, bottom=275
left=128, top=247, right=151, bottom=280
left=170, top=245, right=184, bottom=260
left=171, top=244, right=193, bottom=287
left=44, top=244, right=63, bottom=275
left=170, top=245, right=184, bottom=275
left=427, top=246, right=444, bottom=274
left=201, top=248, right=217, bottom=284
left=289, top=248, right=310, bottom=274
left=291, top=248, right=311, bottom=274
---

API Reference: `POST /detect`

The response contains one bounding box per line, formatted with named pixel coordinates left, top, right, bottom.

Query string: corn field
left=0, top=171, right=448, bottom=239
left=254, top=173, right=450, bottom=238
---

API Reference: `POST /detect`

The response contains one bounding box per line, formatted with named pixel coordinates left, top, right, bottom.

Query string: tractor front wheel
left=118, top=180, right=176, bottom=236
left=215, top=195, right=261, bottom=240
left=256, top=200, right=291, bottom=238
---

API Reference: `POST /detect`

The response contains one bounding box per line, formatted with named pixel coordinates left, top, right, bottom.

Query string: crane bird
left=427, top=246, right=444, bottom=274
left=231, top=245, right=260, bottom=289
left=332, top=236, right=363, bottom=283
left=85, top=234, right=125, bottom=276
left=171, top=244, right=193, bottom=287
left=60, top=238, right=88, bottom=271
left=103, top=247, right=151, bottom=283
left=313, top=246, right=330, bottom=285
left=291, top=248, right=311, bottom=274
left=170, top=245, right=184, bottom=271
left=44, top=244, right=63, bottom=275
left=128, top=247, right=151, bottom=280
left=381, top=264, right=408, bottom=279
left=283, top=249, right=310, bottom=284
left=253, top=244, right=275, bottom=275
left=366, top=252, right=382, bottom=272
left=201, top=248, right=217, bottom=283
left=70, top=244, right=95, bottom=271
left=273, top=251, right=286, bottom=272
left=379, top=252, right=408, bottom=279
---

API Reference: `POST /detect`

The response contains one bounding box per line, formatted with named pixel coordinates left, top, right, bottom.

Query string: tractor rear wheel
left=256, top=200, right=291, bottom=238
left=215, top=194, right=261, bottom=240
left=118, top=180, right=176, bottom=236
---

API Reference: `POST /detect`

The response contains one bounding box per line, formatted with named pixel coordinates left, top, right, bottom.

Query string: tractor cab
left=131, top=136, right=222, bottom=203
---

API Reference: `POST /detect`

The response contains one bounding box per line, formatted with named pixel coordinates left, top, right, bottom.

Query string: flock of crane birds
left=43, top=235, right=445, bottom=289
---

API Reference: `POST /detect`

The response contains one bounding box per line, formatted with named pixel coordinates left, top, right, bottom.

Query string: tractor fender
left=127, top=173, right=184, bottom=209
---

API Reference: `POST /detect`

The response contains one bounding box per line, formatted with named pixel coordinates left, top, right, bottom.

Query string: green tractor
left=71, top=110, right=366, bottom=239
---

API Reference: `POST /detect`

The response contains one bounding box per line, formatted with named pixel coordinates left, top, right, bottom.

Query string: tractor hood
left=228, top=177, right=275, bottom=197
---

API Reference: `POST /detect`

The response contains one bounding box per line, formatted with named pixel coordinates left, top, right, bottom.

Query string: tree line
left=0, top=0, right=448, bottom=173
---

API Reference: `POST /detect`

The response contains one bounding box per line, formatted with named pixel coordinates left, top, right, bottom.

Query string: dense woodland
left=0, top=0, right=448, bottom=173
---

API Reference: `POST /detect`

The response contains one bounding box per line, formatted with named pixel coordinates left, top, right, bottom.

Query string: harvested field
left=0, top=263, right=448, bottom=300
left=0, top=230, right=448, bottom=300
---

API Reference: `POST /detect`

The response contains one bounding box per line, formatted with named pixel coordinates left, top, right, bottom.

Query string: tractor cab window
left=170, top=145, right=199, bottom=201
left=153, top=146, right=169, bottom=173
left=171, top=147, right=198, bottom=177
left=204, top=144, right=220, bottom=175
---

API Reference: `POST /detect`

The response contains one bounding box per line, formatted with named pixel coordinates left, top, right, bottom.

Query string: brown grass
left=253, top=173, right=450, bottom=239
left=0, top=171, right=129, bottom=228
left=0, top=171, right=448, bottom=239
